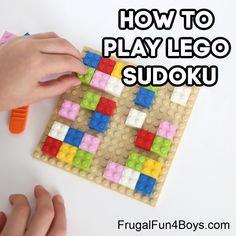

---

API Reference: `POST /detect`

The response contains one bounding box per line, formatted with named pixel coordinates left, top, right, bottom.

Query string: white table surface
left=0, top=0, right=236, bottom=235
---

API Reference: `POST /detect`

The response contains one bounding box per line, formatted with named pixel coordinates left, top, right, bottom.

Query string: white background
left=0, top=0, right=236, bottom=236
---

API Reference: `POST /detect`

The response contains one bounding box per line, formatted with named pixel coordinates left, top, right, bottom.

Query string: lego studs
left=81, top=91, right=101, bottom=111
left=135, top=174, right=157, bottom=196
left=135, top=87, right=155, bottom=109
left=119, top=167, right=140, bottom=190
left=83, top=51, right=101, bottom=68
left=125, top=108, right=146, bottom=129
left=89, top=111, right=110, bottom=133
left=156, top=120, right=177, bottom=141
left=103, top=160, right=124, bottom=183
left=48, top=121, right=70, bottom=141
left=59, top=100, right=80, bottom=121
left=135, top=129, right=156, bottom=151
left=171, top=86, right=192, bottom=106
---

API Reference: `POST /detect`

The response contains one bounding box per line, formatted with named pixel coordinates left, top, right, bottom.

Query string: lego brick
left=171, top=86, right=192, bottom=106
left=135, top=174, right=157, bottom=196
left=97, top=57, right=116, bottom=74
left=64, top=128, right=84, bottom=147
left=103, top=160, right=124, bottom=183
left=90, top=70, right=110, bottom=91
left=151, top=136, right=172, bottom=158
left=0, top=31, right=16, bottom=45
left=145, top=85, right=159, bottom=92
left=119, top=167, right=140, bottom=190
left=56, top=143, right=77, bottom=164
left=89, top=111, right=110, bottom=133
left=135, top=87, right=155, bottom=109
left=126, top=152, right=147, bottom=172
left=48, top=121, right=69, bottom=141
left=9, top=106, right=29, bottom=134
left=58, top=100, right=80, bottom=121
left=111, top=62, right=126, bottom=79
left=83, top=51, right=101, bottom=68
left=72, top=149, right=94, bottom=170
left=156, top=120, right=177, bottom=141
left=135, top=129, right=156, bottom=151
left=125, top=108, right=146, bottom=129
left=105, top=76, right=124, bottom=97
left=79, top=133, right=100, bottom=155
left=80, top=91, right=101, bottom=111
left=34, top=47, right=199, bottom=207
left=141, top=158, right=163, bottom=179
left=77, top=66, right=95, bottom=85
left=41, top=136, right=62, bottom=157
left=96, top=97, right=116, bottom=116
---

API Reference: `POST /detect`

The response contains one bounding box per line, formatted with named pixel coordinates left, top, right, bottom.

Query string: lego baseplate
left=33, top=47, right=199, bottom=206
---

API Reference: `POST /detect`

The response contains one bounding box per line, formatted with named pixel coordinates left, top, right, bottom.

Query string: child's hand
left=0, top=32, right=87, bottom=111
left=0, top=185, right=66, bottom=236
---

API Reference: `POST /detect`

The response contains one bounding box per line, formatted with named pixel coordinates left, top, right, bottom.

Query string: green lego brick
left=145, top=85, right=159, bottom=92
left=77, top=66, right=95, bottom=85
left=72, top=149, right=94, bottom=170
left=150, top=136, right=172, bottom=158
left=126, top=152, right=147, bottom=172
left=80, top=91, right=101, bottom=111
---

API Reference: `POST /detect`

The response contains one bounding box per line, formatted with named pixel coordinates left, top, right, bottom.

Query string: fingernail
left=35, top=185, right=44, bottom=197
left=55, top=195, right=64, bottom=204
left=9, top=194, right=16, bottom=205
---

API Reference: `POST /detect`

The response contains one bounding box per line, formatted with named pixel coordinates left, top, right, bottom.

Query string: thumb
left=37, top=74, right=81, bottom=99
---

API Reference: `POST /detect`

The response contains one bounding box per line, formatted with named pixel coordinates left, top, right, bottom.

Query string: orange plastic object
left=9, top=106, right=29, bottom=134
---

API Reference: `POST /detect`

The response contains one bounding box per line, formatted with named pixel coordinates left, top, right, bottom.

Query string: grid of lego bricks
left=33, top=47, right=199, bottom=206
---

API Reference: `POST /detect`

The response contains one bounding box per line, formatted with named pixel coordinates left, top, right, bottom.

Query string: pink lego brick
left=90, top=70, right=110, bottom=91
left=156, top=120, right=177, bottom=141
left=0, top=31, right=16, bottom=45
left=58, top=100, right=80, bottom=121
left=79, top=133, right=100, bottom=155
left=103, top=160, right=124, bottom=183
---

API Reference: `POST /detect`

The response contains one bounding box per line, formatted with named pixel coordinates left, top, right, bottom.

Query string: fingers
left=47, top=195, right=66, bottom=236
left=38, top=38, right=82, bottom=60
left=29, top=32, right=59, bottom=39
left=0, top=211, right=7, bottom=234
left=40, top=54, right=87, bottom=75
left=36, top=74, right=81, bottom=99
left=25, top=185, right=55, bottom=236
left=1, top=194, right=30, bottom=236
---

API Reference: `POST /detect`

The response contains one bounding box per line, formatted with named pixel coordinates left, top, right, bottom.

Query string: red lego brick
left=135, top=129, right=155, bottom=151
left=41, top=136, right=62, bottom=157
left=96, top=97, right=117, bottom=116
left=97, top=58, right=116, bottom=75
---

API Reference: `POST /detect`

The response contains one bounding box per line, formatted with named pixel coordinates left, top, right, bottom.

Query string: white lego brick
left=170, top=86, right=192, bottom=106
left=48, top=121, right=69, bottom=141
left=125, top=108, right=146, bottom=128
left=105, top=76, right=124, bottom=97
left=119, top=167, right=140, bottom=190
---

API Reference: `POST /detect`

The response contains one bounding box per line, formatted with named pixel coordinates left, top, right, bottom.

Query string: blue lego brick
left=89, top=111, right=110, bottom=133
left=135, top=174, right=157, bottom=196
left=135, top=87, right=155, bottom=109
left=83, top=51, right=102, bottom=68
left=64, top=128, right=84, bottom=147
left=24, top=32, right=30, bottom=36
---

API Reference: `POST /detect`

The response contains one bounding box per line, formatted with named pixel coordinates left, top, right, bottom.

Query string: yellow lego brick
left=56, top=143, right=77, bottom=164
left=141, top=158, right=163, bottom=179
left=111, top=62, right=126, bottom=79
